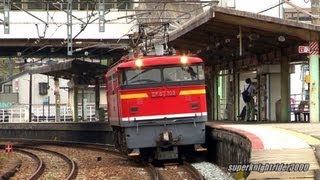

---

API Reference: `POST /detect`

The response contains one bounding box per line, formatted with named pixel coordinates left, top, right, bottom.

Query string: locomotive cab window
left=164, top=64, right=204, bottom=82
left=124, top=68, right=161, bottom=85
left=120, top=63, right=204, bottom=88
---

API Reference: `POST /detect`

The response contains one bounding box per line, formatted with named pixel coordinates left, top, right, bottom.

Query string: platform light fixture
left=248, top=33, right=260, bottom=41
left=278, top=35, right=286, bottom=42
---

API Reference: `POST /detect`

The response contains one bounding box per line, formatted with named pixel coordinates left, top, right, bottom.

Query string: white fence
left=0, top=104, right=106, bottom=123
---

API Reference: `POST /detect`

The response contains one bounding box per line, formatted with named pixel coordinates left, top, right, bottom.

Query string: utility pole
left=279, top=0, right=283, bottom=18
left=29, top=73, right=32, bottom=122
left=54, top=77, right=61, bottom=122
left=67, top=0, right=73, bottom=56
left=309, top=0, right=320, bottom=122
left=311, top=0, right=320, bottom=24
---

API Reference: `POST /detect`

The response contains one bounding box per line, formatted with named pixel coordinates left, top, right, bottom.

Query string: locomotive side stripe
left=120, top=93, right=148, bottom=99
left=122, top=112, right=207, bottom=121
left=120, top=89, right=205, bottom=99
left=179, top=89, right=206, bottom=95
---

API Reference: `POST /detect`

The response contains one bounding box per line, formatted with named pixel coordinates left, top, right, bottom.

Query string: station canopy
left=18, top=5, right=320, bottom=81
left=0, top=38, right=129, bottom=60
left=28, top=59, right=108, bottom=85
left=165, top=6, right=320, bottom=70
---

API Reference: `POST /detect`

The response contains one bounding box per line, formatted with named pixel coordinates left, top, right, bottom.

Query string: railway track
left=15, top=145, right=78, bottom=180
left=0, top=140, right=159, bottom=180
left=14, top=148, right=44, bottom=180
left=147, top=163, right=162, bottom=180
left=181, top=162, right=204, bottom=180
left=1, top=139, right=229, bottom=179
left=156, top=162, right=204, bottom=180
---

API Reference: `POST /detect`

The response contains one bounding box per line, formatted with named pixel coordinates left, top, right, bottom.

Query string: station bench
left=292, top=101, right=309, bottom=122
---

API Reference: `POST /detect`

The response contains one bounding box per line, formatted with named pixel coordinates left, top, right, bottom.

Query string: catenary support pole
left=309, top=41, right=319, bottom=122
left=29, top=73, right=32, bottom=122
left=74, top=84, right=78, bottom=122
left=54, top=77, right=60, bottom=122
left=310, top=0, right=320, bottom=122
left=280, top=54, right=290, bottom=122
left=95, top=78, right=101, bottom=121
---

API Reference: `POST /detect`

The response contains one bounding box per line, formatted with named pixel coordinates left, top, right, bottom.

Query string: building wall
left=269, top=73, right=281, bottom=121
left=100, top=88, right=107, bottom=105
left=12, top=74, right=69, bottom=105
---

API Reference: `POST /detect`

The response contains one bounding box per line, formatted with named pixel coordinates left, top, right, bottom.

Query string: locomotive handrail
left=133, top=117, right=197, bottom=125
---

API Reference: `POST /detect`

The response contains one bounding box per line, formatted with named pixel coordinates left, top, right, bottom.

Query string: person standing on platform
left=243, top=78, right=256, bottom=121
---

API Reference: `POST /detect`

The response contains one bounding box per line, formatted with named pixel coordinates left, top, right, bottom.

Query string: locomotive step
left=194, top=144, right=207, bottom=152
left=128, top=148, right=140, bottom=156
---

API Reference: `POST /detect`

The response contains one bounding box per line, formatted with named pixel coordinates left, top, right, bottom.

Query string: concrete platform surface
left=207, top=122, right=320, bottom=179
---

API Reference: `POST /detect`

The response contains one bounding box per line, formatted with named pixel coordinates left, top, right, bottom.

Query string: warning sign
left=4, top=144, right=13, bottom=154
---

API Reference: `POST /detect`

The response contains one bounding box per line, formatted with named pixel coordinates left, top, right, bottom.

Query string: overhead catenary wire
left=71, top=1, right=98, bottom=40
left=284, top=0, right=317, bottom=19
left=7, top=1, right=216, bottom=58
left=258, top=1, right=286, bottom=14
left=258, top=0, right=317, bottom=19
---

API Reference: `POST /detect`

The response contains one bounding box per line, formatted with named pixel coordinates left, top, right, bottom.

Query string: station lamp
left=278, top=35, right=286, bottom=42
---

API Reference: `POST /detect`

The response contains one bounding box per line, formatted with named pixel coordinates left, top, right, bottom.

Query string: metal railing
left=0, top=104, right=107, bottom=123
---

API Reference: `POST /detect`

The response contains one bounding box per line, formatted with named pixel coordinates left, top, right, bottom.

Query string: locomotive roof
left=118, top=55, right=203, bottom=68
left=105, top=55, right=203, bottom=77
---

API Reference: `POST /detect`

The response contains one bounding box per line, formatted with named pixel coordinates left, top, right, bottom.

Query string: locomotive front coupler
left=156, top=130, right=177, bottom=147
left=161, top=130, right=173, bottom=142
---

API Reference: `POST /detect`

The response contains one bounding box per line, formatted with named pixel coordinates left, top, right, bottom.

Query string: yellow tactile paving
left=266, top=126, right=320, bottom=146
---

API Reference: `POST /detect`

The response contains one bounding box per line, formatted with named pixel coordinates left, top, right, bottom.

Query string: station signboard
left=298, top=46, right=309, bottom=54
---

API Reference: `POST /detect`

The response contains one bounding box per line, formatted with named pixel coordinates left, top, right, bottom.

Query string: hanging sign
left=298, top=46, right=309, bottom=54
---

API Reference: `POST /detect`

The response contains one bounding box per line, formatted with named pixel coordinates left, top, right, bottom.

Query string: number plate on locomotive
left=151, top=90, right=177, bottom=98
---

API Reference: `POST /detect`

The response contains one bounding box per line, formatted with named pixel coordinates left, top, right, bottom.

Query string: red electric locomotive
left=105, top=52, right=207, bottom=160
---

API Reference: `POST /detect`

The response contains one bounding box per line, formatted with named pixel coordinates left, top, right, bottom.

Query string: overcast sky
left=235, top=0, right=311, bottom=17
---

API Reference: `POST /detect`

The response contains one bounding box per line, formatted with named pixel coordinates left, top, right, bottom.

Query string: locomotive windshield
left=163, top=65, right=204, bottom=82
left=124, top=68, right=162, bottom=85
left=122, top=64, right=204, bottom=86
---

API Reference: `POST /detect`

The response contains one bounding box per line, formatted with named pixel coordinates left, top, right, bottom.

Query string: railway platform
left=207, top=122, right=320, bottom=179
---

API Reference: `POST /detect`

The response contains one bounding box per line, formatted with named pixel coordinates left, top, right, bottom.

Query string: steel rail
left=1, top=139, right=160, bottom=180
left=182, top=161, right=204, bottom=180
left=15, top=145, right=78, bottom=180
left=15, top=148, right=45, bottom=180
left=147, top=163, right=162, bottom=180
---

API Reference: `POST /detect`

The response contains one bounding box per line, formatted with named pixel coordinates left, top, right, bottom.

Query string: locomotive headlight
left=180, top=56, right=188, bottom=64
left=135, top=58, right=143, bottom=67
